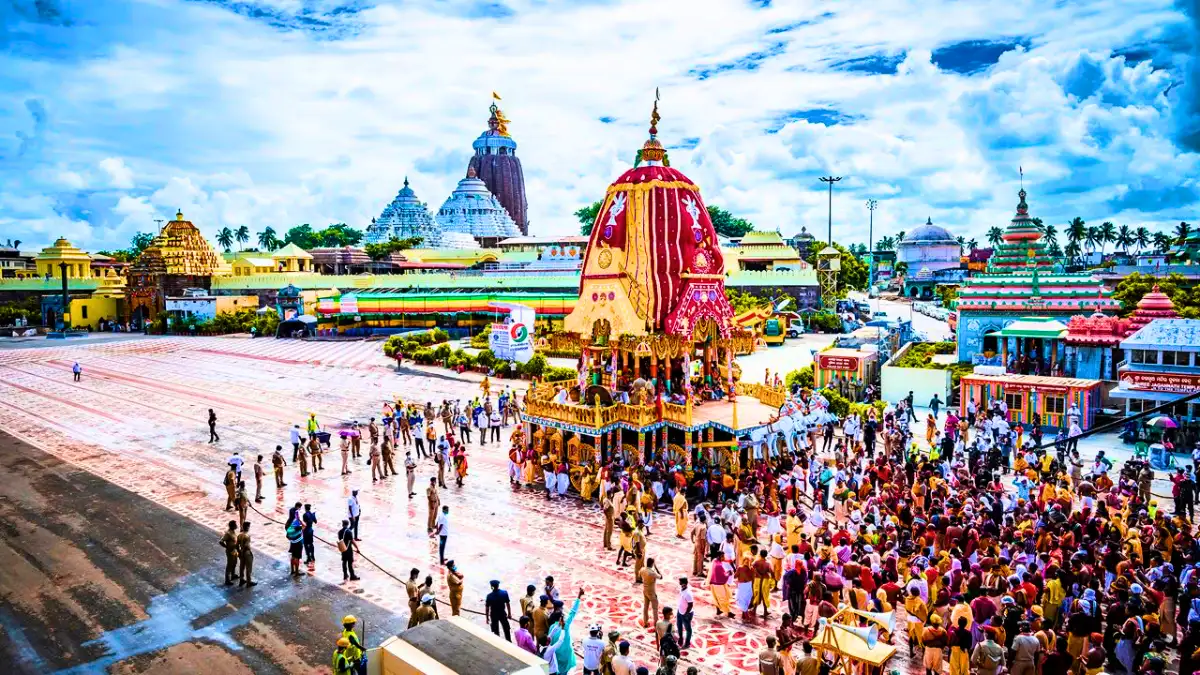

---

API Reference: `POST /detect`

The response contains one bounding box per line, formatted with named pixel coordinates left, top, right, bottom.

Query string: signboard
left=1120, top=370, right=1200, bottom=393
left=340, top=295, right=358, bottom=316
left=818, top=354, right=860, bottom=371
left=488, top=302, right=535, bottom=364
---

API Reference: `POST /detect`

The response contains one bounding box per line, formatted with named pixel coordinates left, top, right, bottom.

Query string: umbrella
left=1147, top=416, right=1178, bottom=429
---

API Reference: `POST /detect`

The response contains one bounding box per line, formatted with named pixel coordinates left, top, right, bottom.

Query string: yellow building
left=231, top=255, right=278, bottom=276
left=36, top=237, right=92, bottom=279
left=724, top=231, right=808, bottom=271
left=271, top=243, right=313, bottom=272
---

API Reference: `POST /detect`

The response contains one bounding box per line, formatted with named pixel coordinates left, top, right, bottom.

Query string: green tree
left=283, top=224, right=319, bottom=249
left=936, top=285, right=958, bottom=308
left=1084, top=226, right=1100, bottom=252
left=1097, top=221, right=1116, bottom=254
left=216, top=227, right=234, bottom=252
left=1066, top=217, right=1086, bottom=257
left=896, top=230, right=906, bottom=243
left=1176, top=221, right=1194, bottom=245
left=986, top=227, right=1003, bottom=247
left=317, top=223, right=364, bottom=247
left=1115, top=224, right=1133, bottom=254
left=235, top=225, right=250, bottom=250
left=876, top=236, right=895, bottom=251
left=724, top=288, right=770, bottom=314
left=807, top=241, right=868, bottom=291
left=894, top=261, right=909, bottom=277
left=956, top=235, right=966, bottom=254
left=257, top=227, right=279, bottom=251
left=364, top=236, right=423, bottom=260
left=707, top=205, right=754, bottom=238
left=575, top=201, right=602, bottom=236
left=1112, top=272, right=1200, bottom=319
left=967, top=238, right=978, bottom=252
left=129, top=232, right=154, bottom=256
left=1042, top=224, right=1057, bottom=250
left=1134, top=226, right=1150, bottom=253
left=1153, top=231, right=1173, bottom=253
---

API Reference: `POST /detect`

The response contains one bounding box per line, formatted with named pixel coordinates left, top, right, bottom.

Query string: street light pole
left=818, top=176, right=841, bottom=245
left=865, top=199, right=877, bottom=290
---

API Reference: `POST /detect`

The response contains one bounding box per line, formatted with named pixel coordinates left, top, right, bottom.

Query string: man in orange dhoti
left=673, top=490, right=689, bottom=539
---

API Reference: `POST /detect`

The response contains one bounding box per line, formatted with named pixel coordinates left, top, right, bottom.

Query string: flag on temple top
left=492, top=91, right=502, bottom=100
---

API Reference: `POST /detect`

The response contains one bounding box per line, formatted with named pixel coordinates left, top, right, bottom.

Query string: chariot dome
left=564, top=99, right=733, bottom=340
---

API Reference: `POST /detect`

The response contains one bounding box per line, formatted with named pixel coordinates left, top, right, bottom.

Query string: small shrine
left=520, top=97, right=782, bottom=487
left=1123, top=284, right=1179, bottom=336
left=952, top=188, right=1120, bottom=361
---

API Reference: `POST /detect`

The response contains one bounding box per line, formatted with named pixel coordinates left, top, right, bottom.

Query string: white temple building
left=366, top=177, right=479, bottom=249
left=896, top=218, right=961, bottom=274
left=435, top=167, right=522, bottom=247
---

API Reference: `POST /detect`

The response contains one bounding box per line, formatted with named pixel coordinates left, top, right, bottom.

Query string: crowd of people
left=209, top=369, right=1195, bottom=675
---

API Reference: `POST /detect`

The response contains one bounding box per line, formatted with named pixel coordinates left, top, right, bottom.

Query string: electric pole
left=819, top=176, right=841, bottom=245
left=866, top=199, right=878, bottom=290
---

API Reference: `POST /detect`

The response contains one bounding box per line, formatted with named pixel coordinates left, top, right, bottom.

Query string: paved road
left=0, top=429, right=407, bottom=674
left=850, top=292, right=954, bottom=342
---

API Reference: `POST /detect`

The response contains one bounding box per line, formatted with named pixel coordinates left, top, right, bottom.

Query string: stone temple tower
left=467, top=98, right=529, bottom=236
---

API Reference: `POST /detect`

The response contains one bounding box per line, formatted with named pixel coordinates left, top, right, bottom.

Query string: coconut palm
left=216, top=227, right=234, bottom=252
left=986, top=227, right=1004, bottom=247
left=877, top=236, right=895, bottom=251
left=1084, top=226, right=1100, bottom=252
left=1153, top=231, right=1173, bottom=253
left=1134, top=226, right=1151, bottom=253
left=967, top=238, right=978, bottom=252
left=1097, top=221, right=1116, bottom=254
left=258, top=227, right=278, bottom=251
left=1066, top=217, right=1087, bottom=253
left=1177, top=221, right=1194, bottom=245
left=1043, top=224, right=1058, bottom=249
left=1047, top=240, right=1063, bottom=257
left=1115, top=224, right=1134, bottom=254
left=1031, top=217, right=1045, bottom=233
left=956, top=235, right=966, bottom=254
left=1065, top=240, right=1081, bottom=260
left=896, top=230, right=906, bottom=243
left=235, top=225, right=250, bottom=250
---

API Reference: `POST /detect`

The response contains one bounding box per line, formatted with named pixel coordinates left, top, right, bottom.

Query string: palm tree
left=235, top=225, right=250, bottom=250
left=1084, top=226, right=1100, bottom=252
left=967, top=238, right=978, bottom=252
left=1031, top=217, right=1045, bottom=233
left=1043, top=224, right=1058, bottom=250
left=956, top=235, right=966, bottom=254
left=1176, top=221, right=1194, bottom=245
left=1115, top=224, right=1134, bottom=254
left=877, top=236, right=895, bottom=251
left=896, top=230, right=906, bottom=243
left=1047, top=240, right=1063, bottom=257
left=216, top=227, right=234, bottom=252
left=258, top=227, right=278, bottom=251
left=986, top=227, right=1003, bottom=247
left=1065, top=240, right=1081, bottom=260
left=1134, top=226, right=1151, bottom=253
left=1097, top=221, right=1116, bottom=254
left=1066, top=217, right=1087, bottom=253
left=1153, top=231, right=1173, bottom=253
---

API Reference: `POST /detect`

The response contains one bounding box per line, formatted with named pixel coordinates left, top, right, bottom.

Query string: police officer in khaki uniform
left=219, top=520, right=239, bottom=585
left=237, top=521, right=256, bottom=587
left=271, top=445, right=287, bottom=488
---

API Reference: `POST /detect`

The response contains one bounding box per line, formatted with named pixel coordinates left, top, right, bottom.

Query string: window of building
left=1128, top=399, right=1144, bottom=414
left=81, top=306, right=88, bottom=319
left=1131, top=350, right=1146, bottom=364
left=1163, top=351, right=1182, bottom=366
left=1005, top=392, right=1024, bottom=413
left=1044, top=395, right=1065, bottom=415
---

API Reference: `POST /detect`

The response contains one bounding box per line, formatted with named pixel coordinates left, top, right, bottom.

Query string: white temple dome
left=435, top=167, right=521, bottom=242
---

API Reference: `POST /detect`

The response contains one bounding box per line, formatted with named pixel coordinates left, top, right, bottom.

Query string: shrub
left=819, top=387, right=850, bottom=418
left=476, top=349, right=496, bottom=369
left=470, top=332, right=489, bottom=348
left=431, top=328, right=450, bottom=343
left=785, top=365, right=814, bottom=391
left=432, top=343, right=452, bottom=361
left=411, top=348, right=435, bottom=364
left=808, top=311, right=843, bottom=333
left=544, top=365, right=577, bottom=381
left=520, top=353, right=547, bottom=378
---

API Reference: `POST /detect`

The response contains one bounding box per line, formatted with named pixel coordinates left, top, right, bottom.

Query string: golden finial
left=649, top=87, right=661, bottom=136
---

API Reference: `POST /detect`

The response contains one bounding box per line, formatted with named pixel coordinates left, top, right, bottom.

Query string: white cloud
left=0, top=0, right=1196, bottom=253
left=99, top=157, right=135, bottom=189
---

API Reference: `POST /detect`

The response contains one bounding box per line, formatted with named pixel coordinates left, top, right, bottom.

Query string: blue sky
left=1, top=0, right=1197, bottom=251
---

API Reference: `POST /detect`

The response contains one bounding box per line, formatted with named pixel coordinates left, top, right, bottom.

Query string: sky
left=1, top=0, right=1198, bottom=252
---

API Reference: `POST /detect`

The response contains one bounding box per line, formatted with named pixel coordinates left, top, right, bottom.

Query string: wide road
left=849, top=291, right=954, bottom=342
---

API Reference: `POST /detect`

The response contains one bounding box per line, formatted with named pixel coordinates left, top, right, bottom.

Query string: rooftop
left=1120, top=318, right=1200, bottom=352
